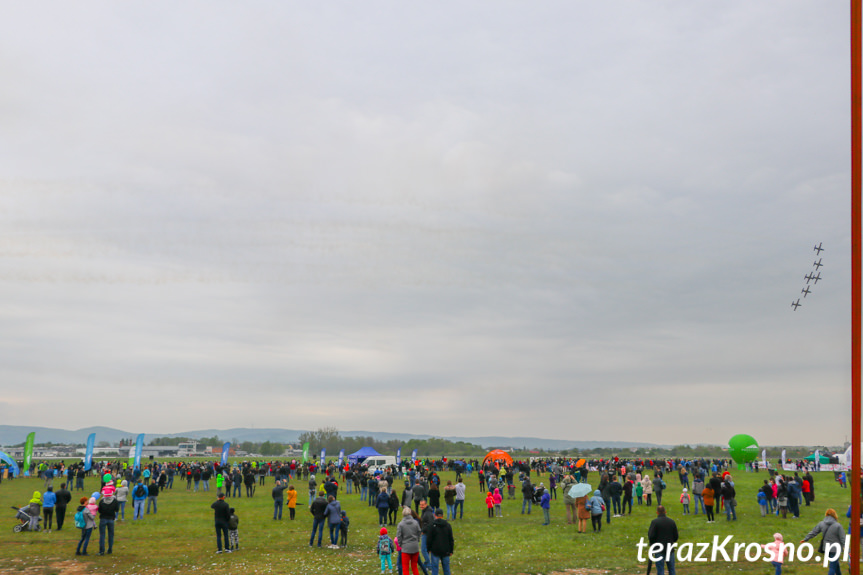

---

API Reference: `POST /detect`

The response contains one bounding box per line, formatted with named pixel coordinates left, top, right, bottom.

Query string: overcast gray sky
left=0, top=1, right=854, bottom=446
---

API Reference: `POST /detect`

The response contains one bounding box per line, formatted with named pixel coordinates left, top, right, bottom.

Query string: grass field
left=0, top=468, right=855, bottom=575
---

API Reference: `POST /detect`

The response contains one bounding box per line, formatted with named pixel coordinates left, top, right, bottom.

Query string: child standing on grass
left=540, top=488, right=551, bottom=525
left=636, top=479, right=643, bottom=505
left=493, top=488, right=503, bottom=517
left=228, top=507, right=239, bottom=551
left=485, top=491, right=494, bottom=518
left=377, top=527, right=394, bottom=574
left=680, top=488, right=690, bottom=515
left=762, top=532, right=789, bottom=575
left=287, top=485, right=297, bottom=520
left=339, top=511, right=350, bottom=547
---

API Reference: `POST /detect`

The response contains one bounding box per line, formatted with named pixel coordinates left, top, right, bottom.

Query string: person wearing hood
left=75, top=496, right=96, bottom=556
left=801, top=508, right=845, bottom=575
left=97, top=485, right=119, bottom=555
left=586, top=490, right=605, bottom=532
left=28, top=491, right=42, bottom=531
left=540, top=486, right=551, bottom=525
left=308, top=474, right=317, bottom=507
left=426, top=508, right=454, bottom=575
left=115, top=480, right=129, bottom=521
left=762, top=532, right=790, bottom=575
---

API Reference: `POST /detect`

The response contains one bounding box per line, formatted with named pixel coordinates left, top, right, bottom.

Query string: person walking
left=647, top=506, right=678, bottom=575
left=762, top=532, right=790, bottom=575
left=211, top=492, right=231, bottom=554
left=426, top=508, right=454, bottom=575
left=801, top=509, right=845, bottom=575
left=397, top=507, right=422, bottom=575
left=443, top=481, right=457, bottom=521
left=586, top=490, right=605, bottom=533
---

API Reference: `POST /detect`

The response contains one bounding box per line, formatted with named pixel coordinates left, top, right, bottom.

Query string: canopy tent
left=348, top=447, right=384, bottom=465
left=804, top=453, right=831, bottom=464
left=482, top=449, right=513, bottom=466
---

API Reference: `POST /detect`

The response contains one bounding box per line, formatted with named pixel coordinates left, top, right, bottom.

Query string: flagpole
left=850, top=0, right=861, bottom=573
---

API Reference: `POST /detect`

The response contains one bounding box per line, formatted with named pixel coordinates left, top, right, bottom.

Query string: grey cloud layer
left=0, top=1, right=852, bottom=445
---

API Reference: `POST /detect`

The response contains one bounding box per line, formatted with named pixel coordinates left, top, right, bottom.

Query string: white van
left=363, top=456, right=397, bottom=471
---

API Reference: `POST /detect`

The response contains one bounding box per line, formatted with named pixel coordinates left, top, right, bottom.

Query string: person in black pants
left=211, top=492, right=232, bottom=553
left=55, top=483, right=72, bottom=530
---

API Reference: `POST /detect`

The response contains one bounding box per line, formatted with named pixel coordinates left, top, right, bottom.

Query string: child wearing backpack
left=228, top=507, right=239, bottom=551
left=75, top=497, right=96, bottom=556
left=339, top=510, right=350, bottom=547
left=680, top=488, right=690, bottom=514
left=376, top=527, right=394, bottom=574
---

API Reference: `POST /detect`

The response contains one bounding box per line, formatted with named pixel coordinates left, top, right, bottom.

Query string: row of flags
left=0, top=433, right=422, bottom=474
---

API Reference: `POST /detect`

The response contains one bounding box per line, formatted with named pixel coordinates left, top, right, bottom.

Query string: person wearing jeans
left=131, top=481, right=147, bottom=520
left=308, top=491, right=328, bottom=547
left=454, top=480, right=466, bottom=519
left=647, top=506, right=678, bottom=575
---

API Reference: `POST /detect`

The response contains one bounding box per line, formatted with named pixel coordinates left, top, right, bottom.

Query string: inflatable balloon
left=728, top=434, right=759, bottom=470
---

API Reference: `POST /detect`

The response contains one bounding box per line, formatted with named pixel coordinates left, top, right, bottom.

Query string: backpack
left=74, top=510, right=86, bottom=529
left=135, top=484, right=146, bottom=498
left=378, top=537, right=392, bottom=555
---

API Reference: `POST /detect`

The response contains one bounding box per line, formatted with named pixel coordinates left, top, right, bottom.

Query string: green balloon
left=103, top=472, right=113, bottom=483
left=728, top=434, right=759, bottom=466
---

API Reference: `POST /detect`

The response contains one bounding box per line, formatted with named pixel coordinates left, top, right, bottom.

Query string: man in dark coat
left=308, top=490, right=328, bottom=548
left=426, top=508, right=454, bottom=575
left=647, top=506, right=678, bottom=575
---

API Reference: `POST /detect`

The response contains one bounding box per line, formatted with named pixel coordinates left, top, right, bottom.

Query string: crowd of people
left=5, top=454, right=857, bottom=575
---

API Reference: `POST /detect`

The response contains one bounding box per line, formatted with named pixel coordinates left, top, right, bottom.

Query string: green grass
left=0, top=469, right=854, bottom=574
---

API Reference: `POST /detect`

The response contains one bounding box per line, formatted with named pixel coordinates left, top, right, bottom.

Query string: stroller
left=11, top=505, right=41, bottom=532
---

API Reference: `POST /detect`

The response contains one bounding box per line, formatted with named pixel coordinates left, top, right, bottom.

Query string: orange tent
left=482, top=449, right=514, bottom=466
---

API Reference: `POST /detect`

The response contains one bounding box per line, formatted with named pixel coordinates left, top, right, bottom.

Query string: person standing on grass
left=309, top=490, right=328, bottom=548
left=540, top=487, right=551, bottom=525
left=576, top=494, right=590, bottom=534
left=272, top=479, right=285, bottom=520
left=426, top=508, right=454, bottom=575
left=454, top=478, right=466, bottom=520
left=647, top=506, right=678, bottom=575
left=642, top=475, right=653, bottom=506
left=75, top=497, right=95, bottom=556
left=287, top=484, right=297, bottom=520
left=211, top=492, right=231, bottom=554
left=397, top=507, right=422, bottom=575
left=325, top=495, right=342, bottom=549
left=42, top=486, right=56, bottom=533
left=97, top=485, right=118, bottom=555
left=702, top=484, right=715, bottom=523
left=55, top=483, right=72, bottom=531
left=115, top=480, right=129, bottom=521
left=132, top=480, right=147, bottom=520
left=146, top=480, right=159, bottom=514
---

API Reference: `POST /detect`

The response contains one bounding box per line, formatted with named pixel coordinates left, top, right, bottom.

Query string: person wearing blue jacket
left=586, top=490, right=605, bottom=532
left=376, top=488, right=390, bottom=527
left=42, top=487, right=57, bottom=532
left=540, top=489, right=551, bottom=525
left=131, top=480, right=148, bottom=520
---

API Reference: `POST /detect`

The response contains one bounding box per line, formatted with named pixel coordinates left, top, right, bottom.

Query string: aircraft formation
left=792, top=243, right=825, bottom=311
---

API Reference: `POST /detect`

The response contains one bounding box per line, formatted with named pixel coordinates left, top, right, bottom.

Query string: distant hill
left=0, top=425, right=670, bottom=450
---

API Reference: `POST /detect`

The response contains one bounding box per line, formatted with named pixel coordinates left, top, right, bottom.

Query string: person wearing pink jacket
left=762, top=533, right=789, bottom=575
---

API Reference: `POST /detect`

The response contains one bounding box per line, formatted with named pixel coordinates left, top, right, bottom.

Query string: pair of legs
left=705, top=504, right=714, bottom=521
left=98, top=519, right=114, bottom=554
left=215, top=521, right=229, bottom=552
left=76, top=527, right=92, bottom=555
left=591, top=513, right=602, bottom=532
